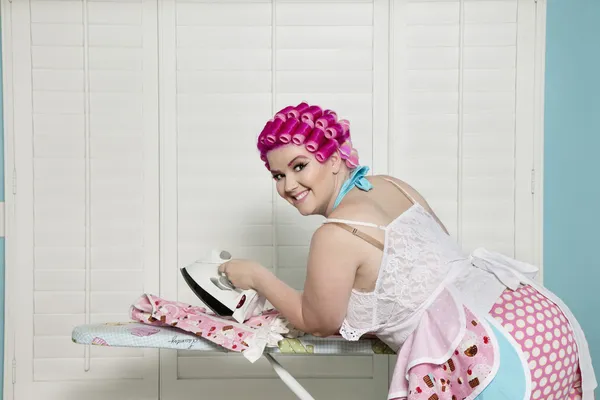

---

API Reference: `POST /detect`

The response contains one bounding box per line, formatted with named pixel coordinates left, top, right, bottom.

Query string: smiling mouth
left=292, top=190, right=309, bottom=203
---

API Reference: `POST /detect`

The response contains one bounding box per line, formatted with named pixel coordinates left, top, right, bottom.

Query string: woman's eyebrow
left=287, top=156, right=305, bottom=166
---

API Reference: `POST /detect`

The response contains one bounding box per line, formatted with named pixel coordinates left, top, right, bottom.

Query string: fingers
left=218, top=261, right=228, bottom=274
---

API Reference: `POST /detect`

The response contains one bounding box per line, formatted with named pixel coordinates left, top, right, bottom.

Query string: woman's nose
left=284, top=178, right=298, bottom=193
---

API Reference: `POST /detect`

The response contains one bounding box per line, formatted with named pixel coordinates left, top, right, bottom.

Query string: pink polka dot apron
left=492, top=285, right=583, bottom=400
left=391, top=284, right=584, bottom=400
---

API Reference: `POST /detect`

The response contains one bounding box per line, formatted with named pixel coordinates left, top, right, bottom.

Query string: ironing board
left=72, top=322, right=394, bottom=400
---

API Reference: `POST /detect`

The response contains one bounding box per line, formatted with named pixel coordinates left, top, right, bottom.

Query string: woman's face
left=266, top=145, right=342, bottom=216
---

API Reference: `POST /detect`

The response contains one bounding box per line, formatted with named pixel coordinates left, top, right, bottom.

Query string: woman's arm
left=254, top=224, right=360, bottom=337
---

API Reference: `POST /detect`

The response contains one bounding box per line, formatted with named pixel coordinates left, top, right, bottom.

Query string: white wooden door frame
left=532, top=0, right=547, bottom=278
left=515, top=0, right=547, bottom=275
left=2, top=0, right=18, bottom=396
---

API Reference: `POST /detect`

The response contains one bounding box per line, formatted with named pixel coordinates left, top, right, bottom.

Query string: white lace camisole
left=322, top=178, right=469, bottom=349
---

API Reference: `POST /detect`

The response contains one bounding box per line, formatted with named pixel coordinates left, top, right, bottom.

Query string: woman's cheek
left=276, top=181, right=287, bottom=198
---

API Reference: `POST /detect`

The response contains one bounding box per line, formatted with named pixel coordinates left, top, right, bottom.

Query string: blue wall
left=544, top=0, right=600, bottom=386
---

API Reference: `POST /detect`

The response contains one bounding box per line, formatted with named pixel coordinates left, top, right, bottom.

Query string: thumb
left=218, top=262, right=227, bottom=274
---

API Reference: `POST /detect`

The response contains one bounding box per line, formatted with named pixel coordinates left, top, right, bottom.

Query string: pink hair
left=257, top=102, right=360, bottom=170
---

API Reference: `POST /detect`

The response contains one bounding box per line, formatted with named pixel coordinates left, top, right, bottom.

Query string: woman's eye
left=294, top=163, right=306, bottom=172
left=273, top=174, right=283, bottom=181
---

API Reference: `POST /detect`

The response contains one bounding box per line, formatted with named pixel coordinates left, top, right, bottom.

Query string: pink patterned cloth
left=387, top=288, right=495, bottom=399
left=129, top=294, right=289, bottom=362
left=390, top=306, right=496, bottom=400
left=492, top=285, right=583, bottom=400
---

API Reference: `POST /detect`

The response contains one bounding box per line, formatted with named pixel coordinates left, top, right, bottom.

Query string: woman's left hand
left=218, top=259, right=265, bottom=290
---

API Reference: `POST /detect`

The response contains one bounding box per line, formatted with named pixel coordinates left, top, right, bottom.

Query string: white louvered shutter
left=386, top=0, right=537, bottom=379
left=160, top=0, right=279, bottom=397
left=273, top=1, right=389, bottom=399
left=8, top=1, right=160, bottom=399
left=159, top=1, right=388, bottom=399
left=274, top=0, right=376, bottom=288
left=4, top=1, right=540, bottom=399
left=390, top=0, right=536, bottom=259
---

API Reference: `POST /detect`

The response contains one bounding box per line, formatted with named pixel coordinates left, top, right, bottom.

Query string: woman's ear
left=329, top=150, right=343, bottom=175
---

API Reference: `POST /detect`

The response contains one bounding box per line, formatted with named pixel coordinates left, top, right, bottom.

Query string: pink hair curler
left=315, top=139, right=339, bottom=162
left=291, top=121, right=313, bottom=145
left=278, top=117, right=299, bottom=144
left=305, top=128, right=326, bottom=152
left=315, top=113, right=337, bottom=130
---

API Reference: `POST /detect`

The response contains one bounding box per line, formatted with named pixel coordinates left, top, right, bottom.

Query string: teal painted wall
left=544, top=0, right=600, bottom=386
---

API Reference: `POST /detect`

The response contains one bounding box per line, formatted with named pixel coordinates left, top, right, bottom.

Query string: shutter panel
left=160, top=1, right=388, bottom=399
left=391, top=0, right=463, bottom=237
left=461, top=0, right=519, bottom=255
left=173, top=0, right=274, bottom=293
left=275, top=0, right=376, bottom=290
left=160, top=1, right=280, bottom=399
left=8, top=1, right=160, bottom=399
left=274, top=1, right=389, bottom=399
left=391, top=0, right=524, bottom=256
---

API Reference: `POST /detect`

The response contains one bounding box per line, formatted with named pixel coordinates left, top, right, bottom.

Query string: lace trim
left=339, top=321, right=373, bottom=341
left=341, top=204, right=466, bottom=346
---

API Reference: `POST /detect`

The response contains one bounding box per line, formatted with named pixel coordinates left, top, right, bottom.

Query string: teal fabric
left=476, top=318, right=528, bottom=399
left=332, top=165, right=372, bottom=210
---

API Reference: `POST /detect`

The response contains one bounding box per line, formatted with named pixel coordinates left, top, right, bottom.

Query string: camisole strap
left=322, top=177, right=416, bottom=251
left=323, top=218, right=387, bottom=230
left=382, top=177, right=417, bottom=204
left=325, top=222, right=384, bottom=251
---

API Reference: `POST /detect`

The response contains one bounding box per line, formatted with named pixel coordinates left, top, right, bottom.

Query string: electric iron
left=180, top=249, right=266, bottom=323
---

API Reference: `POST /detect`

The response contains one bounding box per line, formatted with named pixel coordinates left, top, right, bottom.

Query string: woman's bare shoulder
left=326, top=175, right=420, bottom=219
left=371, top=175, right=425, bottom=201
left=326, top=176, right=395, bottom=225
left=325, top=174, right=440, bottom=228
left=372, top=174, right=450, bottom=234
left=326, top=201, right=382, bottom=226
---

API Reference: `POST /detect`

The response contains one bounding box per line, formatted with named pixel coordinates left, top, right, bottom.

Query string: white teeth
left=294, top=191, right=308, bottom=201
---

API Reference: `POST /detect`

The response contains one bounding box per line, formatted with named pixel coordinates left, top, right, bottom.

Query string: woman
left=219, top=102, right=596, bottom=399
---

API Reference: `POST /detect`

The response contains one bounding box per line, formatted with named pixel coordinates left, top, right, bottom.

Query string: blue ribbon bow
left=332, top=165, right=373, bottom=210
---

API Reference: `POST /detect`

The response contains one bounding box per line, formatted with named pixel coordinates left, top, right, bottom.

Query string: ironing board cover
left=71, top=322, right=395, bottom=355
